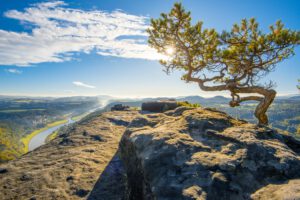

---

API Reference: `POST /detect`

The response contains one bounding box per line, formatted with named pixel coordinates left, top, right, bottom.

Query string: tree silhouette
left=148, top=3, right=300, bottom=125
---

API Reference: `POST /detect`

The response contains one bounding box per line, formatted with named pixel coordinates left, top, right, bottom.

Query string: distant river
left=28, top=106, right=105, bottom=151
left=28, top=118, right=75, bottom=151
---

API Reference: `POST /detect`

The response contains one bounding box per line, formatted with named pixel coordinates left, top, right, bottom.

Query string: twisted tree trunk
left=229, top=88, right=276, bottom=126
left=196, top=79, right=276, bottom=126
left=254, top=90, right=276, bottom=125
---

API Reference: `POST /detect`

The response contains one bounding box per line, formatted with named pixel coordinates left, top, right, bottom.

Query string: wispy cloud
left=73, top=81, right=96, bottom=89
left=5, top=68, right=22, bottom=74
left=0, top=1, right=162, bottom=66
left=64, top=90, right=75, bottom=94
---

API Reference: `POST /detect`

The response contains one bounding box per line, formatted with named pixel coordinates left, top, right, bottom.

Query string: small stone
left=66, top=176, right=73, bottom=182
left=20, top=174, right=31, bottom=181
left=82, top=130, right=88, bottom=136
left=59, top=138, right=74, bottom=145
left=0, top=168, right=8, bottom=174
left=91, top=135, right=103, bottom=141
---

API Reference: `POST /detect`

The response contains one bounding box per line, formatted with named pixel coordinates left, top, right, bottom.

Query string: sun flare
left=166, top=47, right=175, bottom=55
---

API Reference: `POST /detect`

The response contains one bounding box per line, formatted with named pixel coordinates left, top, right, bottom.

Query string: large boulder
left=120, top=107, right=300, bottom=200
left=141, top=100, right=178, bottom=112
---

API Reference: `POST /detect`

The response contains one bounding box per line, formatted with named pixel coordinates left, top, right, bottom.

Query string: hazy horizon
left=0, top=92, right=299, bottom=99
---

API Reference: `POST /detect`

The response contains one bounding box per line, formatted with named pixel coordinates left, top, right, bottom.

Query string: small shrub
left=177, top=101, right=201, bottom=108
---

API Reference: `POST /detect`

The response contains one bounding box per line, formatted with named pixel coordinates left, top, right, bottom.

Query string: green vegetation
left=129, top=107, right=140, bottom=111
left=0, top=109, right=45, bottom=113
left=148, top=3, right=300, bottom=125
left=297, top=126, right=300, bottom=136
left=177, top=101, right=200, bottom=108
left=46, top=130, right=59, bottom=142
left=71, top=113, right=89, bottom=121
left=0, top=126, right=24, bottom=161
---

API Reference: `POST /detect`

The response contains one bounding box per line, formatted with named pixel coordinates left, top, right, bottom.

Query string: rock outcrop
left=120, top=107, right=300, bottom=200
left=1, top=107, right=300, bottom=199
left=142, top=100, right=178, bottom=112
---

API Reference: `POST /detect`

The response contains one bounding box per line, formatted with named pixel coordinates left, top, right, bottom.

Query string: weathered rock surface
left=1, top=107, right=300, bottom=200
left=120, top=107, right=300, bottom=200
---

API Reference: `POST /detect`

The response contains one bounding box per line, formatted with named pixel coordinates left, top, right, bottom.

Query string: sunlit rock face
left=120, top=107, right=300, bottom=200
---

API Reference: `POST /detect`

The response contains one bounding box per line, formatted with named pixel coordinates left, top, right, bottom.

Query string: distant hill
left=178, top=95, right=230, bottom=105
left=285, top=95, right=300, bottom=101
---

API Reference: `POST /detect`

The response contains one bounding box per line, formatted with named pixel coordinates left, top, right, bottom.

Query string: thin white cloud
left=64, top=90, right=75, bottom=93
left=73, top=81, right=96, bottom=89
left=0, top=1, right=163, bottom=66
left=36, top=1, right=66, bottom=8
left=5, top=68, right=22, bottom=74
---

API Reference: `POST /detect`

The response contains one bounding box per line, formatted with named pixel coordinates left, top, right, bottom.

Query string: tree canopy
left=148, top=3, right=300, bottom=125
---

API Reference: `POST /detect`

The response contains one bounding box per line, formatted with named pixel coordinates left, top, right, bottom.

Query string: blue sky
left=0, top=0, right=299, bottom=97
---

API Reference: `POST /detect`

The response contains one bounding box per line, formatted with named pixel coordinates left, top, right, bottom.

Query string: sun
left=165, top=47, right=175, bottom=55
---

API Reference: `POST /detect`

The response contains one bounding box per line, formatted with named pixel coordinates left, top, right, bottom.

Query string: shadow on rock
left=87, top=150, right=127, bottom=200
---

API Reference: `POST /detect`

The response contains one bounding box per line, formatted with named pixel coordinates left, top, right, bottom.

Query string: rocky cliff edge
left=0, top=107, right=300, bottom=200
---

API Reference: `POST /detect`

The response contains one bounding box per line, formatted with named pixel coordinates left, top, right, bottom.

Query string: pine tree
left=148, top=3, right=300, bottom=125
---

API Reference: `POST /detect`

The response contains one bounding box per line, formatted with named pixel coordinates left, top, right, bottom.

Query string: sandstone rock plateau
left=0, top=107, right=300, bottom=200
left=121, top=107, right=300, bottom=199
